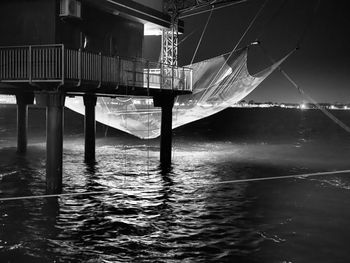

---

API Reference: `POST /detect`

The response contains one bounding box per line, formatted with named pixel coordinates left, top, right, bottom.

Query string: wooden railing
left=0, top=44, right=192, bottom=91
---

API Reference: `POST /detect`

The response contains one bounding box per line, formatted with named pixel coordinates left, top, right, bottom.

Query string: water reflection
left=1, top=108, right=350, bottom=262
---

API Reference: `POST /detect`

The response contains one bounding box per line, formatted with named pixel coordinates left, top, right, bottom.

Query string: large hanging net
left=65, top=48, right=291, bottom=139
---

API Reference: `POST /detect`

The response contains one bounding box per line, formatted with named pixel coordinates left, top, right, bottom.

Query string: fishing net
left=65, top=48, right=290, bottom=139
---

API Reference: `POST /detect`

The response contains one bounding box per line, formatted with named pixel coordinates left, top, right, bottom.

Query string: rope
left=147, top=79, right=150, bottom=176
left=198, top=0, right=269, bottom=102
left=259, top=45, right=350, bottom=134
left=1, top=169, right=350, bottom=202
left=203, top=169, right=350, bottom=186
left=101, top=97, right=111, bottom=113
left=0, top=190, right=112, bottom=202
left=190, top=6, right=214, bottom=65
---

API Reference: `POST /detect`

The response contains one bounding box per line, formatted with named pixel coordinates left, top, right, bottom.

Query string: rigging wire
left=147, top=75, right=151, bottom=176
left=178, top=30, right=197, bottom=46
left=256, top=0, right=350, bottom=134
left=190, top=6, right=214, bottom=64
left=101, top=97, right=112, bottom=113
left=179, top=0, right=247, bottom=19
left=198, top=0, right=269, bottom=102
left=259, top=44, right=350, bottom=134
left=1, top=169, right=349, bottom=202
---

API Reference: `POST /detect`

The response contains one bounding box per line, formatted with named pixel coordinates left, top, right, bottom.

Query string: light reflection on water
left=1, top=108, right=350, bottom=262
left=0, top=137, right=349, bottom=262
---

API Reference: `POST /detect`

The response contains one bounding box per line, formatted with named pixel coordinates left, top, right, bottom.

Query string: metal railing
left=0, top=44, right=192, bottom=91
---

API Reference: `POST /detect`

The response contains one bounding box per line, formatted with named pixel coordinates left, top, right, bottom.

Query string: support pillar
left=154, top=94, right=175, bottom=168
left=83, top=94, right=97, bottom=163
left=15, top=93, right=34, bottom=154
left=36, top=92, right=65, bottom=194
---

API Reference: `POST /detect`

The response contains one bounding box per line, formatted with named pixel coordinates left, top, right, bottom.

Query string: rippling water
left=1, top=105, right=350, bottom=262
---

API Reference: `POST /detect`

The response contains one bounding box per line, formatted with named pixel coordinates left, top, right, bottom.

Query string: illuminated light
left=174, top=102, right=179, bottom=106
left=144, top=22, right=163, bottom=36
left=300, top=103, right=306, bottom=110
left=250, top=40, right=260, bottom=46
left=330, top=105, right=335, bottom=109
left=344, top=106, right=348, bottom=110
left=83, top=36, right=88, bottom=49
left=280, top=104, right=285, bottom=108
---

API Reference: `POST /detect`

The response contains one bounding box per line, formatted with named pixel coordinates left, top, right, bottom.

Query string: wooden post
left=83, top=94, right=97, bottom=163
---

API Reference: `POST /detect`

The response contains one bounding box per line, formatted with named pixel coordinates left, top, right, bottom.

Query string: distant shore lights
left=300, top=103, right=307, bottom=110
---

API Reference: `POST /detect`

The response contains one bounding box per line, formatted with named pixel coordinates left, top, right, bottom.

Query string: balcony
left=0, top=44, right=192, bottom=95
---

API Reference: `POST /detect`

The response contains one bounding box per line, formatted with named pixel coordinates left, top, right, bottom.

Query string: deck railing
left=0, top=44, right=192, bottom=91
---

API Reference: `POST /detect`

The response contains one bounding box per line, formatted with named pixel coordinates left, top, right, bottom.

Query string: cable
left=147, top=73, right=150, bottom=176
left=179, top=0, right=248, bottom=19
left=190, top=6, right=214, bottom=64
left=177, top=30, right=197, bottom=47
left=199, top=0, right=269, bottom=102
left=199, top=169, right=350, bottom=186
left=1, top=169, right=349, bottom=202
left=0, top=190, right=112, bottom=202
left=259, top=44, right=350, bottom=134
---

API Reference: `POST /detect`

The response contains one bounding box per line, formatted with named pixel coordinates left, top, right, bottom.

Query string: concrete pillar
left=15, top=93, right=34, bottom=154
left=154, top=94, right=175, bottom=168
left=35, top=92, right=65, bottom=194
left=83, top=94, right=97, bottom=163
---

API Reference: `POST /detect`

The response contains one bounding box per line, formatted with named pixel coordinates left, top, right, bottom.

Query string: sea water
left=1, top=105, right=350, bottom=262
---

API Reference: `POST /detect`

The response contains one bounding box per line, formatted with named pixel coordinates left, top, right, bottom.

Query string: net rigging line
left=178, top=30, right=196, bottom=47
left=190, top=5, right=214, bottom=64
left=198, top=0, right=269, bottom=103
left=258, top=44, right=350, bottom=134
left=1, top=169, right=350, bottom=202
left=179, top=0, right=247, bottom=19
left=255, top=0, right=348, bottom=133
left=147, top=80, right=150, bottom=176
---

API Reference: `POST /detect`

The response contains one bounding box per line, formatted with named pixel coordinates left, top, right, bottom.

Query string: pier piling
left=15, top=93, right=34, bottom=154
left=154, top=95, right=175, bottom=168
left=83, top=94, right=97, bottom=163
left=36, top=92, right=65, bottom=194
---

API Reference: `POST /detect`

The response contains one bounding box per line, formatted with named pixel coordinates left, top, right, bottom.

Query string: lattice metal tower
left=161, top=0, right=231, bottom=66
left=161, top=22, right=178, bottom=67
left=161, top=0, right=180, bottom=67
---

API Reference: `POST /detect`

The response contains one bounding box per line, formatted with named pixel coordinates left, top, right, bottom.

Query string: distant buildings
left=1, top=95, right=350, bottom=111
left=235, top=100, right=350, bottom=110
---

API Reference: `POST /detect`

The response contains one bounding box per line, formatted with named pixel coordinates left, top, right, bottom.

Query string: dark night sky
left=145, top=0, right=350, bottom=103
